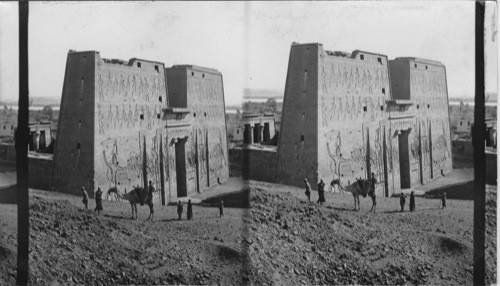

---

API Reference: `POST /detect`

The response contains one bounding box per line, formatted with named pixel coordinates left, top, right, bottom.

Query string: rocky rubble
left=1, top=194, right=250, bottom=285
left=245, top=187, right=481, bottom=285
left=0, top=185, right=496, bottom=285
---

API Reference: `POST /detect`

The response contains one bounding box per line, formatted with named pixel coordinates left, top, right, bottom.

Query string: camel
left=331, top=178, right=376, bottom=212
left=107, top=186, right=154, bottom=220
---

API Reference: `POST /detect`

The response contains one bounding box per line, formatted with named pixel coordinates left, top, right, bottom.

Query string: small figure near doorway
left=81, top=186, right=89, bottom=210
left=304, top=179, right=311, bottom=203
left=147, top=181, right=155, bottom=219
left=219, top=201, right=224, bottom=217
left=317, top=179, right=326, bottom=205
left=400, top=193, right=406, bottom=212
left=177, top=201, right=183, bottom=220
left=441, top=192, right=447, bottom=209
left=187, top=199, right=193, bottom=220
left=95, top=187, right=103, bottom=213
left=369, top=173, right=377, bottom=213
left=409, top=191, right=415, bottom=212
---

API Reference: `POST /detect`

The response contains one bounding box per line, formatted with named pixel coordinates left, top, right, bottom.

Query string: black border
left=14, top=1, right=491, bottom=285
left=473, top=2, right=486, bottom=285
left=17, top=1, right=29, bottom=285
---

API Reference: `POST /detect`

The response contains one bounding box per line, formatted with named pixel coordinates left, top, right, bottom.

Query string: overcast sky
left=0, top=1, right=497, bottom=105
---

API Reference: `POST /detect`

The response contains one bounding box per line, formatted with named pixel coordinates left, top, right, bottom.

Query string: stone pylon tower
left=51, top=50, right=230, bottom=203
left=275, top=43, right=391, bottom=195
left=275, top=43, right=452, bottom=197
left=52, top=50, right=168, bottom=197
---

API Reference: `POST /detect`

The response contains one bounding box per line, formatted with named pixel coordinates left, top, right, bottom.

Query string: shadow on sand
left=103, top=214, right=135, bottom=220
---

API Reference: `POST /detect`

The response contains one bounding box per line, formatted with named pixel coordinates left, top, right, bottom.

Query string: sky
left=0, top=1, right=497, bottom=105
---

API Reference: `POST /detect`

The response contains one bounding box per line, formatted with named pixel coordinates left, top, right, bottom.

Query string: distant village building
left=0, top=106, right=16, bottom=138
left=245, top=43, right=453, bottom=196
left=50, top=51, right=228, bottom=203
left=226, top=110, right=278, bottom=143
left=28, top=121, right=56, bottom=152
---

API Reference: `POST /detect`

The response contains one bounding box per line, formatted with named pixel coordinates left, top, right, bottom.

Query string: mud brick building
left=274, top=43, right=452, bottom=196
left=51, top=50, right=228, bottom=204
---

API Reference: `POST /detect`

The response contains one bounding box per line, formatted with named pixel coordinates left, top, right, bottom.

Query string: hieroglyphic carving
left=320, top=61, right=389, bottom=95
left=102, top=139, right=127, bottom=187
left=98, top=105, right=105, bottom=135
left=410, top=70, right=446, bottom=95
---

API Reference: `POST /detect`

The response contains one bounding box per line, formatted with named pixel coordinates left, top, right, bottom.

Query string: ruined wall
left=93, top=57, right=166, bottom=203
left=29, top=155, right=53, bottom=190
left=52, top=51, right=96, bottom=195
left=485, top=151, right=497, bottom=185
left=316, top=49, right=391, bottom=197
left=241, top=147, right=277, bottom=183
left=275, top=43, right=319, bottom=188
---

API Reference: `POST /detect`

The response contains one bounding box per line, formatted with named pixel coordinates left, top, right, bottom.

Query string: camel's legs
left=130, top=203, right=138, bottom=220
left=146, top=204, right=154, bottom=221
left=371, top=198, right=377, bottom=213
left=130, top=202, right=135, bottom=219
left=352, top=194, right=357, bottom=210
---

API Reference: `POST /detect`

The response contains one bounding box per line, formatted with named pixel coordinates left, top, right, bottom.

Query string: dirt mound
left=201, top=188, right=250, bottom=208
left=485, top=191, right=497, bottom=283
left=21, top=194, right=250, bottom=285
left=0, top=183, right=496, bottom=285
left=435, top=235, right=471, bottom=255
left=0, top=244, right=16, bottom=284
left=244, top=186, right=477, bottom=285
left=425, top=181, right=474, bottom=200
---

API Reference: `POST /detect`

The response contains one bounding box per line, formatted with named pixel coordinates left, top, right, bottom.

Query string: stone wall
left=52, top=52, right=229, bottom=203
left=164, top=66, right=229, bottom=199
left=276, top=43, right=453, bottom=197
left=389, top=58, right=453, bottom=190
left=241, top=147, right=277, bottom=183
left=52, top=51, right=97, bottom=196
left=94, top=56, right=167, bottom=203
left=316, top=48, right=391, bottom=197
left=29, top=155, right=53, bottom=190
left=486, top=151, right=497, bottom=185
left=275, top=43, right=319, bottom=188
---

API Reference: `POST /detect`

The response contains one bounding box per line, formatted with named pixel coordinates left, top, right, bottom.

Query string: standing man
left=369, top=173, right=377, bottom=212
left=304, top=179, right=311, bottom=203
left=187, top=199, right=193, bottom=220
left=219, top=201, right=224, bottom=217
left=400, top=193, right=406, bottom=212
left=81, top=186, right=89, bottom=210
left=146, top=181, right=155, bottom=220
left=147, top=181, right=155, bottom=205
left=409, top=191, right=415, bottom=212
left=317, top=179, right=326, bottom=205
left=94, top=187, right=103, bottom=213
left=441, top=192, right=447, bottom=209
left=177, top=201, right=183, bottom=220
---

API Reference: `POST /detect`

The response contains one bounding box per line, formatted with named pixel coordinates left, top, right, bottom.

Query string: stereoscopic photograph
left=0, top=1, right=497, bottom=285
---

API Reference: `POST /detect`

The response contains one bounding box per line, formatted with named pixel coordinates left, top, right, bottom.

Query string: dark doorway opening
left=175, top=138, right=187, bottom=197
left=39, top=131, right=46, bottom=149
left=29, top=132, right=35, bottom=151
left=398, top=130, right=411, bottom=189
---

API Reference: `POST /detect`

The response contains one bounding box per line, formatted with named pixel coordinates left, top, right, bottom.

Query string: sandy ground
left=0, top=163, right=16, bottom=188
left=0, top=178, right=496, bottom=285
